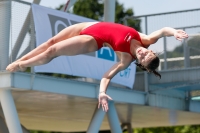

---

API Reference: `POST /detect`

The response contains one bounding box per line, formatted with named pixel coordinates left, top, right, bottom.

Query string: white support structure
left=0, top=0, right=11, bottom=70
left=62, top=0, right=77, bottom=12
left=107, top=101, right=122, bottom=133
left=10, top=0, right=41, bottom=61
left=87, top=106, right=106, bottom=133
left=104, top=0, right=116, bottom=22
left=0, top=90, right=23, bottom=133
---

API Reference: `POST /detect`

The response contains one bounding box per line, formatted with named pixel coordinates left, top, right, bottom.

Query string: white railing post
left=184, top=38, right=190, bottom=68
left=0, top=0, right=11, bottom=70
left=163, top=37, right=167, bottom=70
left=87, top=106, right=106, bottom=133
left=0, top=90, right=23, bottom=133
left=104, top=0, right=115, bottom=22
left=107, top=101, right=122, bottom=133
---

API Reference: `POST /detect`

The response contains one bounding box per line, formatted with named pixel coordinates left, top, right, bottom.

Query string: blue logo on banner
left=97, top=47, right=115, bottom=61
left=120, top=67, right=131, bottom=78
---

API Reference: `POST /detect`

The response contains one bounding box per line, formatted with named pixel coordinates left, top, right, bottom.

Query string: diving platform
left=1, top=67, right=200, bottom=132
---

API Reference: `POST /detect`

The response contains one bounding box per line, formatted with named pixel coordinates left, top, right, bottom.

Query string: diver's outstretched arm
left=139, top=27, right=188, bottom=45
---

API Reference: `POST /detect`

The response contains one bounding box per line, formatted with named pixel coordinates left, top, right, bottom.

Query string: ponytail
left=152, top=70, right=161, bottom=79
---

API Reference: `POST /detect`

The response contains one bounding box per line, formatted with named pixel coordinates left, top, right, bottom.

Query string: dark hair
left=135, top=56, right=161, bottom=79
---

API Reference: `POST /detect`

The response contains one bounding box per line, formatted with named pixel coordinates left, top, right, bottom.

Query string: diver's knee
left=45, top=47, right=57, bottom=60
left=46, top=38, right=56, bottom=46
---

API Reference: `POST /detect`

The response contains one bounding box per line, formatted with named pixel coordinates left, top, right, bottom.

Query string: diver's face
left=136, top=47, right=156, bottom=67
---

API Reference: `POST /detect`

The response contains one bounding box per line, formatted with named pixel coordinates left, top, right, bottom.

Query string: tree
left=129, top=125, right=200, bottom=133
left=57, top=0, right=141, bottom=31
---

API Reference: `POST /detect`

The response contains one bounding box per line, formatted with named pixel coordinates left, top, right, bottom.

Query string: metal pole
left=0, top=90, right=23, bottom=133
left=183, top=28, right=188, bottom=68
left=169, top=110, right=177, bottom=125
left=107, top=101, right=122, bottom=133
left=188, top=46, right=190, bottom=67
left=145, top=16, right=148, bottom=34
left=123, top=17, right=128, bottom=26
left=87, top=106, right=106, bottom=133
left=163, top=37, right=167, bottom=70
left=62, top=0, right=77, bottom=12
left=185, top=91, right=190, bottom=111
left=144, top=16, right=149, bottom=105
left=104, top=0, right=116, bottom=22
left=0, top=0, right=11, bottom=70
left=121, top=123, right=132, bottom=133
left=183, top=38, right=189, bottom=68
left=30, top=11, right=36, bottom=73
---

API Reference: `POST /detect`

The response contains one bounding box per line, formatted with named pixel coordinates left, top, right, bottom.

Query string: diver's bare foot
left=6, top=62, right=20, bottom=72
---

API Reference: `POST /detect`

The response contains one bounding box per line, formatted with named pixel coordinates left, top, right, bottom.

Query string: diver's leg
left=7, top=35, right=98, bottom=72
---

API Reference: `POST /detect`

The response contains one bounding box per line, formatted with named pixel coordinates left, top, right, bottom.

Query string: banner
left=31, top=4, right=136, bottom=88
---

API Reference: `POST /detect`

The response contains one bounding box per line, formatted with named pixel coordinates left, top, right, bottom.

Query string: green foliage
left=30, top=125, right=200, bottom=133
left=128, top=125, right=200, bottom=133
left=73, top=0, right=104, bottom=20
left=30, top=131, right=51, bottom=133
left=72, top=0, right=140, bottom=31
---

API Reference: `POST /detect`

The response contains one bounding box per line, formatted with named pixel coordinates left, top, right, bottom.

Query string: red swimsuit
left=80, top=22, right=145, bottom=58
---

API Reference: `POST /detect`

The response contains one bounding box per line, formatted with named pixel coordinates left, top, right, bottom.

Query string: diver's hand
left=98, top=92, right=112, bottom=112
left=174, top=30, right=188, bottom=41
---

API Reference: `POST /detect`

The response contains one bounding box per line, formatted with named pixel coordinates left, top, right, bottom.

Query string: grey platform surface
left=1, top=68, right=200, bottom=132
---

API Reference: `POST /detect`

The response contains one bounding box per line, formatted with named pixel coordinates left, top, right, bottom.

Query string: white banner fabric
left=31, top=4, right=136, bottom=88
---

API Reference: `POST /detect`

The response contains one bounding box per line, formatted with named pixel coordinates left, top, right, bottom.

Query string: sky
left=24, top=0, right=200, bottom=52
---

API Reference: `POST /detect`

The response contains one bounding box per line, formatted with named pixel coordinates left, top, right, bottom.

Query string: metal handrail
left=159, top=55, right=200, bottom=70
left=128, top=8, right=200, bottom=18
